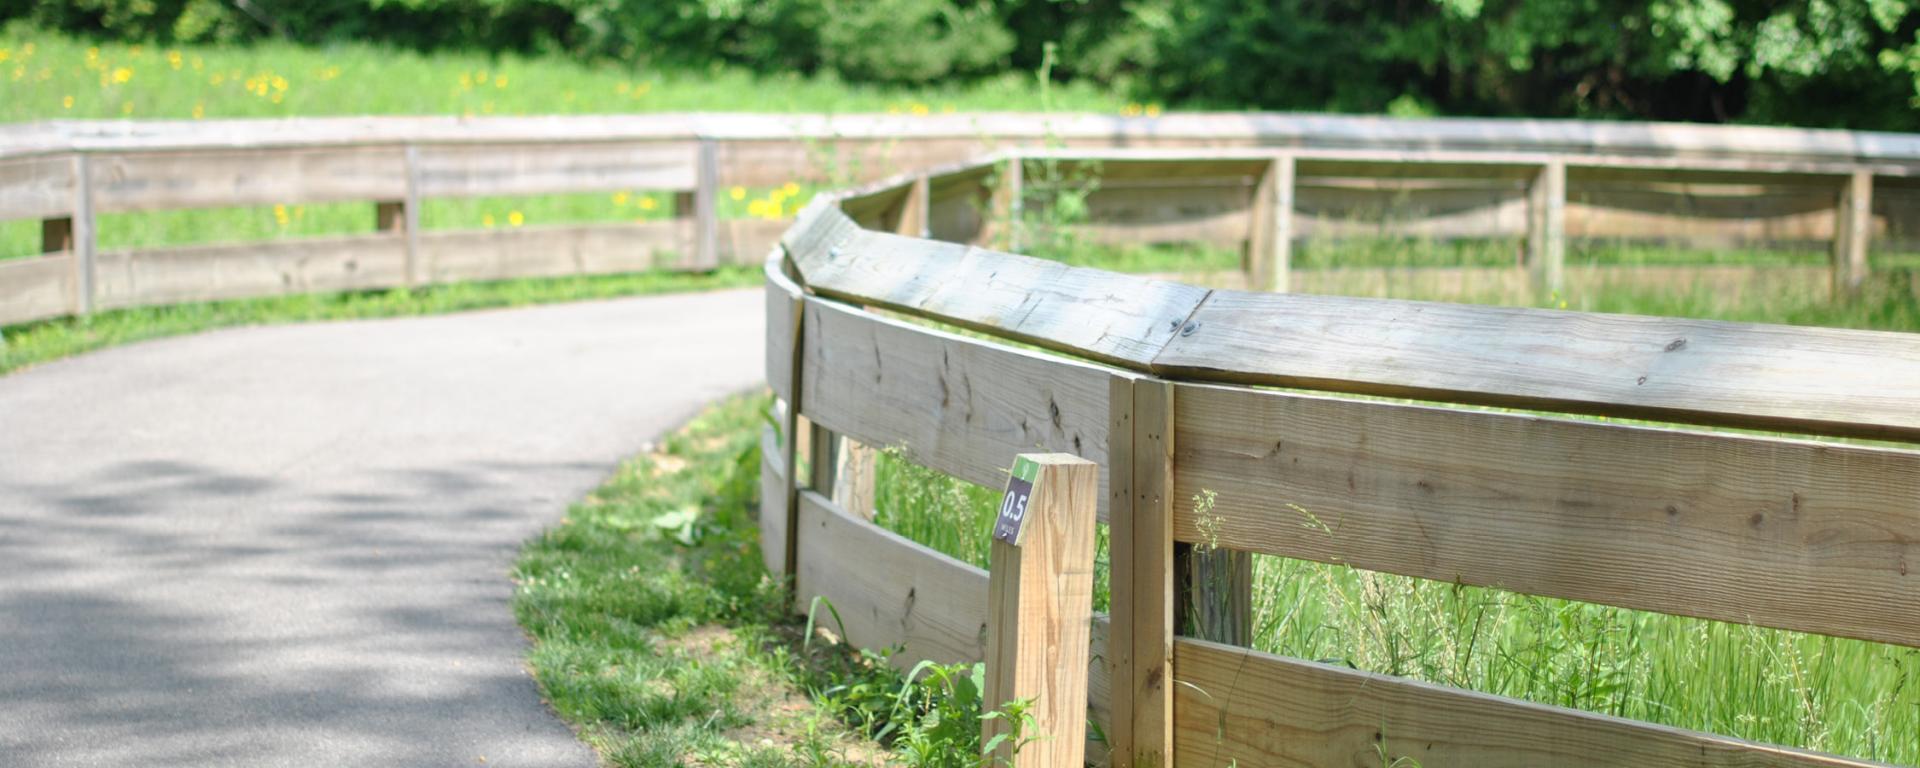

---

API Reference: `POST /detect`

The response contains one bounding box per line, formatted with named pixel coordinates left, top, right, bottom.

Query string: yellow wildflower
left=192, top=103, right=205, bottom=119
left=729, top=186, right=746, bottom=201
left=632, top=82, right=650, bottom=96
left=508, top=211, right=524, bottom=227
left=494, top=74, right=507, bottom=88
left=112, top=67, right=132, bottom=84
left=271, top=75, right=288, bottom=91
left=616, top=82, right=630, bottom=94
left=637, top=197, right=657, bottom=211
left=273, top=204, right=290, bottom=226
left=167, top=50, right=182, bottom=70
left=0, top=48, right=11, bottom=64
left=61, top=95, right=73, bottom=109
left=459, top=73, right=472, bottom=89
left=781, top=182, right=801, bottom=197
left=1145, top=104, right=1162, bottom=117
left=910, top=103, right=930, bottom=116
left=121, top=101, right=133, bottom=115
left=747, top=199, right=770, bottom=218
left=482, top=213, right=496, bottom=228
left=612, top=191, right=631, bottom=206
left=211, top=73, right=224, bottom=86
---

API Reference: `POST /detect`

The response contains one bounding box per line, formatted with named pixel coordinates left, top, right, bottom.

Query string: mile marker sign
left=992, top=456, right=1040, bottom=545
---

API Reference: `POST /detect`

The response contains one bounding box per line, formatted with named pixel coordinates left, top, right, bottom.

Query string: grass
left=0, top=26, right=1128, bottom=122
left=513, top=392, right=1037, bottom=767
left=0, top=267, right=758, bottom=376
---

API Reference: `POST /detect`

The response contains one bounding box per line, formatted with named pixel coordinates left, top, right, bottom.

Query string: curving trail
left=0, top=289, right=764, bottom=767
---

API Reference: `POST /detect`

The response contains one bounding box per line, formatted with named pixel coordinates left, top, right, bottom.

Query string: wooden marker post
left=984, top=453, right=1098, bottom=768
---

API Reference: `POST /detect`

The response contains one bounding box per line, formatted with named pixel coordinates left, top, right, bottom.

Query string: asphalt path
left=0, top=289, right=764, bottom=767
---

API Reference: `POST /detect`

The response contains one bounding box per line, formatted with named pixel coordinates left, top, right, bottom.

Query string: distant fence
left=7, top=112, right=1920, bottom=326
left=763, top=174, right=1920, bottom=765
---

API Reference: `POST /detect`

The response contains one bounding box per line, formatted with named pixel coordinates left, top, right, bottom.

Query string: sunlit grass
left=0, top=27, right=1123, bottom=122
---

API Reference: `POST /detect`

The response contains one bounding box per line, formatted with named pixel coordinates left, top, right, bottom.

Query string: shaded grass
left=0, top=266, right=758, bottom=376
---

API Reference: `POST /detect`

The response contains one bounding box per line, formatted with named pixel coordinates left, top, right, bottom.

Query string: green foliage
left=10, top=1, right=1920, bottom=127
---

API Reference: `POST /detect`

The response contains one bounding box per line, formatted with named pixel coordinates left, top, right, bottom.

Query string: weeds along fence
left=762, top=171, right=1920, bottom=766
left=7, top=113, right=1920, bottom=326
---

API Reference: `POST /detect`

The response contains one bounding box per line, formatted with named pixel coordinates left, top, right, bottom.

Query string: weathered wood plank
left=1833, top=170, right=1873, bottom=297
left=0, top=154, right=75, bottom=221
left=1174, top=638, right=1879, bottom=768
left=794, top=489, right=991, bottom=667
left=417, top=222, right=682, bottom=282
left=92, top=235, right=406, bottom=310
left=785, top=204, right=1211, bottom=369
left=760, top=423, right=790, bottom=577
left=797, top=296, right=1116, bottom=519
left=1172, top=381, right=1920, bottom=647
left=0, top=254, right=75, bottom=326
left=982, top=453, right=1098, bottom=768
left=1529, top=160, right=1567, bottom=293
left=90, top=146, right=406, bottom=212
left=1154, top=289, right=1920, bottom=441
left=413, top=141, right=698, bottom=198
left=765, top=256, right=802, bottom=404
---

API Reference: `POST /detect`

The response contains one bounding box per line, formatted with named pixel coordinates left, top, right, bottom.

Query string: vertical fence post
left=1833, top=169, right=1873, bottom=298
left=1247, top=154, right=1295, bottom=293
left=697, top=141, right=720, bottom=268
left=776, top=269, right=807, bottom=584
left=399, top=144, right=423, bottom=287
left=893, top=174, right=931, bottom=239
left=71, top=154, right=95, bottom=316
left=994, top=155, right=1024, bottom=252
left=1174, top=545, right=1252, bottom=644
left=1528, top=159, right=1566, bottom=297
left=1110, top=377, right=1174, bottom=768
left=984, top=453, right=1099, bottom=768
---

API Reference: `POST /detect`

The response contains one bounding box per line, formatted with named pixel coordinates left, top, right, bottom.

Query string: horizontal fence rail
left=763, top=157, right=1920, bottom=767
left=6, top=113, right=1920, bottom=326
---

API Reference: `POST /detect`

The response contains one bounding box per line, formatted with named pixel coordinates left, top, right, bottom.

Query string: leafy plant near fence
left=511, top=392, right=1051, bottom=767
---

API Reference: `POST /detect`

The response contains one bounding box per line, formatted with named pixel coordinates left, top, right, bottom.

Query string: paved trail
left=0, top=290, right=764, bottom=767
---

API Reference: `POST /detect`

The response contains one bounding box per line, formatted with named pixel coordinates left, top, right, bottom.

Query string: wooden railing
left=763, top=169, right=1920, bottom=766
left=5, top=112, right=1920, bottom=327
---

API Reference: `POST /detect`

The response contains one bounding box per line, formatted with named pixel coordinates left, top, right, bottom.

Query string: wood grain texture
left=418, top=222, right=681, bottom=282
left=1833, top=170, right=1873, bottom=296
left=983, top=454, right=1098, bottom=768
left=764, top=257, right=802, bottom=404
left=1173, top=638, right=1878, bottom=768
left=92, top=235, right=406, bottom=310
left=797, top=296, right=1117, bottom=519
left=786, top=204, right=1211, bottom=369
left=1171, top=381, right=1920, bottom=647
left=0, top=254, right=75, bottom=326
left=1154, top=289, right=1920, bottom=442
left=0, top=154, right=75, bottom=220
left=1109, top=378, right=1175, bottom=768
left=795, top=489, right=991, bottom=667
left=89, top=146, right=405, bottom=212
left=413, top=141, right=697, bottom=198
left=760, top=423, right=790, bottom=577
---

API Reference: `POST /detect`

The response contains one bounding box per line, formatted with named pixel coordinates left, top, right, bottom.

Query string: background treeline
left=7, top=0, right=1919, bottom=130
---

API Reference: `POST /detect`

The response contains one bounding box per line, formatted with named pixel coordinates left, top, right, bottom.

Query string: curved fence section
left=6, top=112, right=1920, bottom=326
left=763, top=172, right=1920, bottom=766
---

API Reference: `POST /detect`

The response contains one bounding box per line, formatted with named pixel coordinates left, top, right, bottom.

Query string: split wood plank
left=784, top=203, right=1211, bottom=369
left=1173, top=638, right=1882, bottom=768
left=1172, top=381, right=1920, bottom=648
left=1154, top=289, right=1920, bottom=442
left=983, top=454, right=1099, bottom=768
left=797, top=296, right=1117, bottom=520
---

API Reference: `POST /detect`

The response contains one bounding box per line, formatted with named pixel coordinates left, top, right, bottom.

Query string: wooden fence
left=5, top=113, right=1920, bottom=327
left=763, top=171, right=1920, bottom=766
